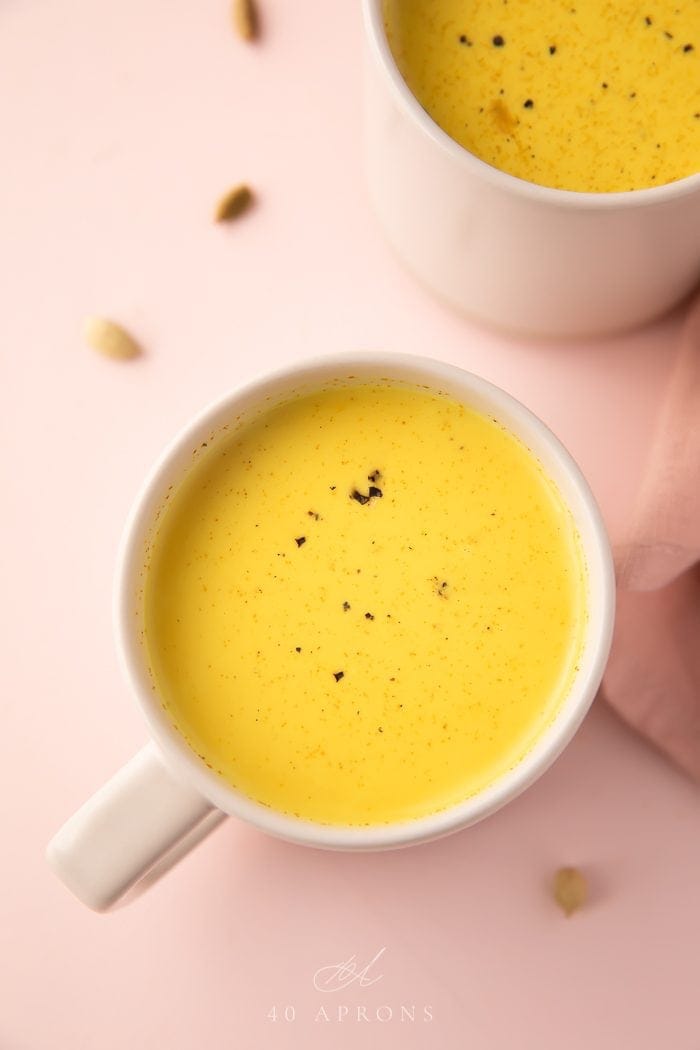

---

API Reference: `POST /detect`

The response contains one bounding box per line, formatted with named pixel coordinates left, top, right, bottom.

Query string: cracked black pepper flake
left=330, top=485, right=336, bottom=490
left=351, top=489, right=370, bottom=505
left=523, top=98, right=534, bottom=108
left=333, top=671, right=344, bottom=682
left=295, top=646, right=301, bottom=652
left=368, top=469, right=382, bottom=482
left=378, top=726, right=384, bottom=733
left=368, top=486, right=383, bottom=499
left=343, top=601, right=351, bottom=611
left=295, top=536, right=306, bottom=547
left=492, top=34, right=505, bottom=46
left=601, top=82, right=608, bottom=89
left=645, top=15, right=652, bottom=25
left=664, top=30, right=673, bottom=39
left=683, top=43, right=694, bottom=52
left=549, top=44, right=557, bottom=54
left=459, top=33, right=472, bottom=46
left=365, top=612, right=374, bottom=620
left=307, top=510, right=321, bottom=520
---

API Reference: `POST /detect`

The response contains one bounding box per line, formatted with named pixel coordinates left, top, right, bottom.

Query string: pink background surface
left=1, top=2, right=699, bottom=1047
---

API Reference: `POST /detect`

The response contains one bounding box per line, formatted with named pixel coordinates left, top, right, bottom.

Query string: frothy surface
left=144, top=382, right=587, bottom=825
left=384, top=0, right=700, bottom=192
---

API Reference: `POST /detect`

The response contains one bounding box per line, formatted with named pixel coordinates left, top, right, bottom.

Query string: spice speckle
left=333, top=671, right=345, bottom=682
left=352, top=482, right=383, bottom=504
left=432, top=577, right=450, bottom=598
left=295, top=536, right=306, bottom=547
left=492, top=34, right=505, bottom=46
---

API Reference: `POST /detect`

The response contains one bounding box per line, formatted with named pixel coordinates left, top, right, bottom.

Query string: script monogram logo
left=312, top=948, right=387, bottom=994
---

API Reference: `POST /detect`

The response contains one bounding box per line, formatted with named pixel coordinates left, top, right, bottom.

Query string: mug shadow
left=487, top=295, right=688, bottom=377
left=178, top=700, right=695, bottom=953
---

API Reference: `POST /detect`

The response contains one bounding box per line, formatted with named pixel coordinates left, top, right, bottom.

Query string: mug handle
left=46, top=743, right=226, bottom=911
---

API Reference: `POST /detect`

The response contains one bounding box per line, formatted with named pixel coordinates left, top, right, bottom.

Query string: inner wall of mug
left=117, top=354, right=614, bottom=849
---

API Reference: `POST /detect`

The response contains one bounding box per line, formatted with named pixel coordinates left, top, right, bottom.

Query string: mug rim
left=115, top=352, right=615, bottom=850
left=362, top=0, right=700, bottom=210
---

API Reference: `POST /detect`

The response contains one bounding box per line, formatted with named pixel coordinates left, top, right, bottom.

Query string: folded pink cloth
left=603, top=293, right=700, bottom=780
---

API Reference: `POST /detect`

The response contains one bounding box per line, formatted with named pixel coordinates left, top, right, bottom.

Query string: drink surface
left=144, top=381, right=587, bottom=826
left=383, top=0, right=700, bottom=192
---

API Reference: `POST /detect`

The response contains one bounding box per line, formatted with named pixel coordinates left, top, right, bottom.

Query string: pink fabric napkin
left=603, top=293, right=700, bottom=780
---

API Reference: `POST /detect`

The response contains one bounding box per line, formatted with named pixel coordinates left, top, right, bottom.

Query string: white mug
left=362, top=0, right=700, bottom=338
left=47, top=354, right=615, bottom=910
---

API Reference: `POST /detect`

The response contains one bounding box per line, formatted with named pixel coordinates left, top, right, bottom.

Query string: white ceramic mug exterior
left=47, top=353, right=615, bottom=910
left=363, top=0, right=700, bottom=337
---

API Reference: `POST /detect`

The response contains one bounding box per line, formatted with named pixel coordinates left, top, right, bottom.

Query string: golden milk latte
left=384, top=0, right=700, bottom=192
left=144, top=381, right=587, bottom=825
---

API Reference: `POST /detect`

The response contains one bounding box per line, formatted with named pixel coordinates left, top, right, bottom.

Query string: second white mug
left=363, top=0, right=700, bottom=338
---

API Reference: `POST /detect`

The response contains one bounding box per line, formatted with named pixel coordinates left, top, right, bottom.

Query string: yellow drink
left=384, top=0, right=700, bottom=192
left=144, top=382, right=587, bottom=826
